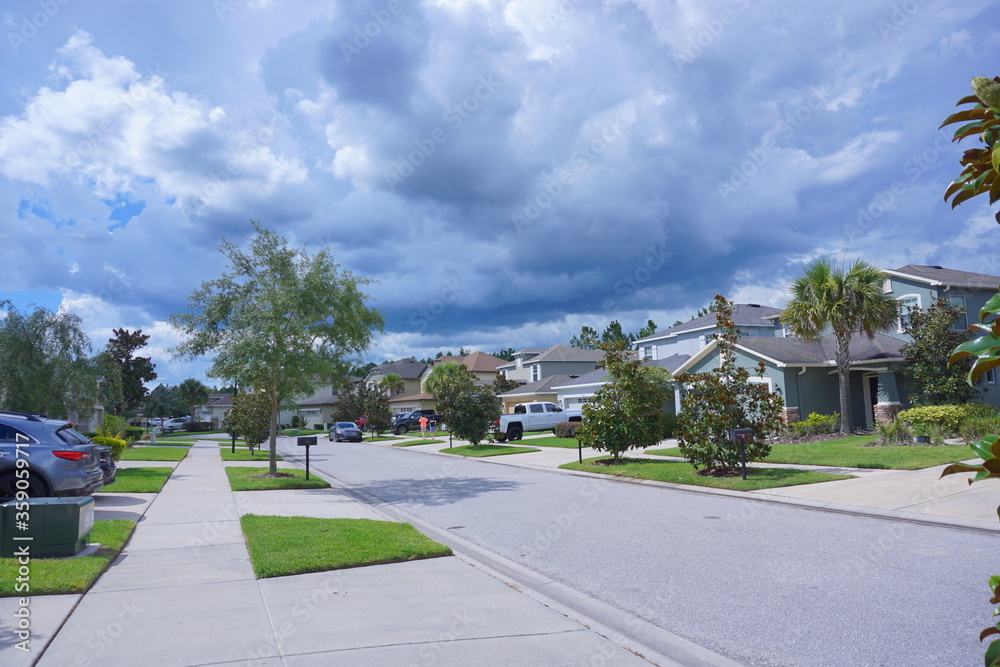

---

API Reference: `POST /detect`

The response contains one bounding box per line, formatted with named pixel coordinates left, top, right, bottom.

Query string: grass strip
left=101, top=467, right=172, bottom=493
left=647, top=435, right=970, bottom=470
left=442, top=444, right=540, bottom=457
left=220, top=449, right=283, bottom=462
left=561, top=457, right=853, bottom=491
left=0, top=520, right=136, bottom=596
left=518, top=436, right=580, bottom=449
left=393, top=439, right=445, bottom=447
left=117, top=447, right=188, bottom=462
left=240, top=514, right=452, bottom=578
left=138, top=440, right=194, bottom=447
left=225, top=466, right=330, bottom=491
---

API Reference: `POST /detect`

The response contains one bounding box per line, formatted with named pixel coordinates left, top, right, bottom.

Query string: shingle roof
left=388, top=392, right=436, bottom=403
left=549, top=355, right=689, bottom=390
left=736, top=332, right=905, bottom=365
left=888, top=265, right=1000, bottom=290
left=635, top=304, right=783, bottom=343
left=297, top=395, right=341, bottom=407
left=368, top=358, right=427, bottom=380
left=499, top=374, right=574, bottom=397
left=459, top=351, right=506, bottom=372
left=527, top=344, right=604, bottom=363
left=648, top=353, right=691, bottom=373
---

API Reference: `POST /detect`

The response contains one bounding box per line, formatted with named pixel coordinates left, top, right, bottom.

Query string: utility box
left=0, top=497, right=95, bottom=558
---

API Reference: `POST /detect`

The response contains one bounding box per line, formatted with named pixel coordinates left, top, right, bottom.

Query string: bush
left=875, top=420, right=912, bottom=445
left=897, top=404, right=983, bottom=432
left=959, top=410, right=1000, bottom=443
left=313, top=423, right=323, bottom=430
left=123, top=426, right=143, bottom=442
left=554, top=421, right=580, bottom=438
left=182, top=421, right=214, bottom=432
left=659, top=411, right=678, bottom=438
left=82, top=431, right=98, bottom=439
left=290, top=415, right=304, bottom=429
left=90, top=435, right=127, bottom=460
left=786, top=412, right=839, bottom=438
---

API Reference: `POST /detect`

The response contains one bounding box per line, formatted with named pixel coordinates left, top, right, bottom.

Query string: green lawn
left=102, top=467, right=172, bottom=493
left=519, top=436, right=580, bottom=449
left=393, top=439, right=445, bottom=447
left=647, top=435, right=971, bottom=470
left=220, top=449, right=283, bottom=462
left=143, top=439, right=194, bottom=446
left=0, top=520, right=136, bottom=596
left=240, top=514, right=452, bottom=578
left=441, top=444, right=540, bottom=457
left=280, top=429, right=326, bottom=436
left=117, top=447, right=189, bottom=462
left=561, top=457, right=853, bottom=491
left=225, top=466, right=330, bottom=491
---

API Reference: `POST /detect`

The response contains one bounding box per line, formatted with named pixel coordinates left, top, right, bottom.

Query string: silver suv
left=0, top=411, right=106, bottom=503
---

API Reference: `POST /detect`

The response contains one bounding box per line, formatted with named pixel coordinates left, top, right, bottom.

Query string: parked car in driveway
left=329, top=422, right=363, bottom=442
left=160, top=418, right=189, bottom=433
left=391, top=410, right=441, bottom=435
left=0, top=411, right=105, bottom=503
left=59, top=425, right=117, bottom=487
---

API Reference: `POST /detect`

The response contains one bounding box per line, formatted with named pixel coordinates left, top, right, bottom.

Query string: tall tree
left=172, top=221, right=383, bottom=474
left=379, top=373, right=405, bottom=397
left=144, top=384, right=186, bottom=420
left=569, top=325, right=599, bottom=350
left=177, top=378, right=209, bottom=422
left=226, top=392, right=271, bottom=453
left=102, top=328, right=157, bottom=415
left=781, top=258, right=899, bottom=433
left=634, top=319, right=658, bottom=340
left=0, top=301, right=98, bottom=419
left=901, top=298, right=979, bottom=405
left=490, top=347, right=516, bottom=362
left=423, top=361, right=467, bottom=396
left=434, top=366, right=501, bottom=447
left=600, top=320, right=634, bottom=348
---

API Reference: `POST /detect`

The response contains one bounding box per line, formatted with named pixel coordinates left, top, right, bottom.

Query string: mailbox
left=729, top=428, right=753, bottom=443
left=0, top=496, right=95, bottom=558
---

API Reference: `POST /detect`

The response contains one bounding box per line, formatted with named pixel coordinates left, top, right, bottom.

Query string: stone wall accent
left=873, top=402, right=902, bottom=425
left=781, top=407, right=801, bottom=423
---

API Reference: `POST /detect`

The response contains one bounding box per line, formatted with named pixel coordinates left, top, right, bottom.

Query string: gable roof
left=366, top=358, right=427, bottom=380
left=525, top=344, right=604, bottom=363
left=886, top=265, right=1000, bottom=290
left=499, top=374, right=574, bottom=397
left=635, top=304, right=783, bottom=344
left=458, top=351, right=505, bottom=372
left=550, top=355, right=690, bottom=391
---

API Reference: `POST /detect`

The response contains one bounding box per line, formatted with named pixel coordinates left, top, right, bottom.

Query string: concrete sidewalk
left=4, top=440, right=720, bottom=667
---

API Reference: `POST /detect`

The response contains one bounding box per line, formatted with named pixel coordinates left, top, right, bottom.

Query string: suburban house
left=499, top=374, right=575, bottom=414
left=363, top=358, right=427, bottom=396
left=635, top=264, right=1000, bottom=428
left=195, top=393, right=234, bottom=426
left=295, top=377, right=360, bottom=428
left=550, top=355, right=690, bottom=411
left=388, top=351, right=507, bottom=414
left=497, top=345, right=603, bottom=383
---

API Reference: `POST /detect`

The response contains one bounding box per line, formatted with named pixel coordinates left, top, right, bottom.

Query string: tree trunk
left=836, top=331, right=853, bottom=434
left=269, top=380, right=279, bottom=475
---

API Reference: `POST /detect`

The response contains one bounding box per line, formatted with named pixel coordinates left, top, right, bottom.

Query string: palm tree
left=781, top=258, right=900, bottom=434
left=379, top=373, right=405, bottom=397
left=177, top=378, right=209, bottom=423
left=423, top=361, right=467, bottom=396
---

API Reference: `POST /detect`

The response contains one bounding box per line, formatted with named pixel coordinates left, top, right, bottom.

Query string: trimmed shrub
left=554, top=421, right=581, bottom=438
left=123, top=426, right=144, bottom=442
left=313, top=423, right=324, bottom=430
left=182, top=421, right=214, bottom=432
left=90, top=435, right=127, bottom=460
left=659, top=411, right=678, bottom=438
left=897, top=404, right=985, bottom=433
left=786, top=412, right=839, bottom=438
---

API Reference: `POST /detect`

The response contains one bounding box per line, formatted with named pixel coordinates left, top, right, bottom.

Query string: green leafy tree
left=0, top=301, right=98, bottom=419
left=144, top=384, right=185, bottom=421
left=434, top=367, right=501, bottom=447
left=423, top=361, right=467, bottom=396
left=333, top=383, right=367, bottom=425
left=177, top=378, right=209, bottom=423
left=674, top=296, right=785, bottom=471
left=379, top=373, right=405, bottom=397
left=569, top=325, right=599, bottom=350
left=781, top=258, right=899, bottom=434
left=491, top=347, right=516, bottom=361
left=634, top=319, right=658, bottom=339
left=172, top=221, right=384, bottom=474
left=576, top=341, right=672, bottom=463
left=901, top=298, right=979, bottom=405
left=228, top=392, right=271, bottom=452
left=102, top=328, right=157, bottom=415
left=361, top=383, right=392, bottom=438
left=491, top=374, right=520, bottom=394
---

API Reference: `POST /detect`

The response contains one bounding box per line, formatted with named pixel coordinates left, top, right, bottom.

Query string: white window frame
left=896, top=294, right=921, bottom=333
left=950, top=295, right=968, bottom=331
left=530, top=364, right=540, bottom=382
left=882, top=278, right=892, bottom=293
left=987, top=369, right=997, bottom=385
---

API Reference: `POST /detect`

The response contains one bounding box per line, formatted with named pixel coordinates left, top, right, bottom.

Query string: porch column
left=873, top=371, right=902, bottom=425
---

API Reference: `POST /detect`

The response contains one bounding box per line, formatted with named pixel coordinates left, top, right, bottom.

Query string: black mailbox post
left=297, top=435, right=317, bottom=479
left=728, top=428, right=753, bottom=480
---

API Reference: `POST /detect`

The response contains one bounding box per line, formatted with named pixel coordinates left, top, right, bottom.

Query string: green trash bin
left=0, top=496, right=95, bottom=558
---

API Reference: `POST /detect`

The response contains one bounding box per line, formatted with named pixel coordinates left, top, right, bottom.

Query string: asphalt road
left=284, top=440, right=998, bottom=666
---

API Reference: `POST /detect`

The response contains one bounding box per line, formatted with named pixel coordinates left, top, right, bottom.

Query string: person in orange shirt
left=418, top=415, right=428, bottom=437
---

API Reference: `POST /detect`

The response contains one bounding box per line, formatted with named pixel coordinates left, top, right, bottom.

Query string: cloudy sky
left=1, top=0, right=999, bottom=386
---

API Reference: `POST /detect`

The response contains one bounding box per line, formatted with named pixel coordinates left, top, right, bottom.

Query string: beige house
left=363, top=359, right=427, bottom=398
left=389, top=351, right=507, bottom=414
left=498, top=345, right=603, bottom=383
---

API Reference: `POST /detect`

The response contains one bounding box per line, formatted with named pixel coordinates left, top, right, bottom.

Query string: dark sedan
left=329, top=422, right=363, bottom=442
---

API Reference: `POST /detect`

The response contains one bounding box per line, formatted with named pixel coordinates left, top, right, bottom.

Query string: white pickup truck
left=499, top=402, right=582, bottom=440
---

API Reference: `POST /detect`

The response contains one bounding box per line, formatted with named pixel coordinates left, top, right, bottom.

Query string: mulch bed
left=251, top=472, right=299, bottom=479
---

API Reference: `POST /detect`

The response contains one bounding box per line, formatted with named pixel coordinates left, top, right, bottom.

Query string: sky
left=1, top=0, right=999, bottom=387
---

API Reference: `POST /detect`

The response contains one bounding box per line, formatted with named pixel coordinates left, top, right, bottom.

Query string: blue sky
left=1, top=0, right=999, bottom=387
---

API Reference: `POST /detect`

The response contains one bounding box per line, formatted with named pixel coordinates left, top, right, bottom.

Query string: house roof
left=460, top=351, right=506, bottom=372
left=388, top=392, right=436, bottom=404
left=297, top=395, right=340, bottom=407
left=550, top=355, right=689, bottom=391
left=634, top=304, right=783, bottom=344
left=366, top=358, right=427, bottom=380
left=676, top=332, right=905, bottom=373
left=499, top=374, right=574, bottom=397
left=526, top=344, right=604, bottom=363
left=886, top=264, right=1000, bottom=290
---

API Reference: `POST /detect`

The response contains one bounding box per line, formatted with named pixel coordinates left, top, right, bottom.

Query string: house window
left=883, top=278, right=892, bottom=293
left=897, top=295, right=920, bottom=332
left=950, top=295, right=968, bottom=331
left=531, top=364, right=540, bottom=382
left=987, top=369, right=997, bottom=385
left=642, top=346, right=653, bottom=360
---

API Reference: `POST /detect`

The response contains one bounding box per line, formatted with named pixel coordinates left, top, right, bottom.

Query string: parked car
left=329, top=422, right=363, bottom=442
left=57, top=425, right=118, bottom=487
left=0, top=411, right=106, bottom=503
left=160, top=418, right=189, bottom=434
left=391, top=410, right=440, bottom=435
left=499, top=402, right=582, bottom=440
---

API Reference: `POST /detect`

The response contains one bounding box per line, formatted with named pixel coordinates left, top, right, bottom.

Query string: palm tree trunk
left=836, top=331, right=853, bottom=434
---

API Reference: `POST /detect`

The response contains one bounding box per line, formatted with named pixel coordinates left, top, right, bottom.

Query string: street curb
left=278, top=445, right=740, bottom=667
left=373, top=438, right=1000, bottom=535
